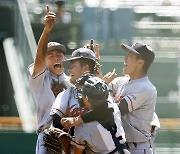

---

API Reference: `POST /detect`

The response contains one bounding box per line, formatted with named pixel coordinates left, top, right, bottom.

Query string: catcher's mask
left=78, top=76, right=109, bottom=108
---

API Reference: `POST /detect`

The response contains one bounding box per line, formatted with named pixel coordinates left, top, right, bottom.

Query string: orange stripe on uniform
left=127, top=96, right=134, bottom=111
left=31, top=70, right=46, bottom=79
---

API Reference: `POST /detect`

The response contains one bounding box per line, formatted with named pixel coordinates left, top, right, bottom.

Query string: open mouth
left=124, top=63, right=127, bottom=67
left=54, top=64, right=61, bottom=69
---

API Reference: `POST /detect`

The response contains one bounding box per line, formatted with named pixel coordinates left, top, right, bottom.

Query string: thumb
left=46, top=5, right=50, bottom=13
left=112, top=68, right=116, bottom=74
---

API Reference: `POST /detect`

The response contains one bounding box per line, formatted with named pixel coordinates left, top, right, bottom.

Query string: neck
left=50, top=71, right=63, bottom=78
left=129, top=72, right=147, bottom=80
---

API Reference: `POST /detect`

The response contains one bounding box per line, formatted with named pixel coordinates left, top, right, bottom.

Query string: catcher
left=61, top=75, right=130, bottom=154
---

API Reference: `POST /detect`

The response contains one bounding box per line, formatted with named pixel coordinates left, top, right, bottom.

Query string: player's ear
left=82, top=64, right=90, bottom=72
left=137, top=59, right=144, bottom=70
left=138, top=59, right=144, bottom=65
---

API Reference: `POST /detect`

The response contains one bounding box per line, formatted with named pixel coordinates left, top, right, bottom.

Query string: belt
left=126, top=142, right=137, bottom=149
left=108, top=144, right=127, bottom=154
left=108, top=136, right=127, bottom=154
left=126, top=141, right=151, bottom=150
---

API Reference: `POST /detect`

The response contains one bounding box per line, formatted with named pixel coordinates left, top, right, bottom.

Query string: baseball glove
left=43, top=127, right=72, bottom=154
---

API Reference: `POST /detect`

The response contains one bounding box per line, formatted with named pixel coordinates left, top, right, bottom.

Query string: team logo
left=130, top=94, right=136, bottom=100
left=67, top=104, right=89, bottom=117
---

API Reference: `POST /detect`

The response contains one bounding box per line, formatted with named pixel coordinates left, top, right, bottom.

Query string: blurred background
left=0, top=0, right=180, bottom=153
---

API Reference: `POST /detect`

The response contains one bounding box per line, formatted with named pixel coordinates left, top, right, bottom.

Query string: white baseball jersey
left=71, top=98, right=127, bottom=153
left=50, top=86, right=128, bottom=153
left=109, top=75, right=157, bottom=143
left=28, top=63, right=70, bottom=131
left=50, top=86, right=88, bottom=118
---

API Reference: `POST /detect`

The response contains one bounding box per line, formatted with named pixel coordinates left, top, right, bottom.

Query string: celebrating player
left=28, top=6, right=70, bottom=154
left=61, top=75, right=130, bottom=153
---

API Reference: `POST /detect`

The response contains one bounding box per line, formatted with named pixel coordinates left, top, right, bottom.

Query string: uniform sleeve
left=28, top=63, right=47, bottom=94
left=50, top=88, right=71, bottom=117
left=108, top=78, right=119, bottom=97
left=123, top=88, right=152, bottom=112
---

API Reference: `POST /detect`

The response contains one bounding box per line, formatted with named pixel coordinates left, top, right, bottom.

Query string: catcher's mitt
left=43, top=127, right=71, bottom=154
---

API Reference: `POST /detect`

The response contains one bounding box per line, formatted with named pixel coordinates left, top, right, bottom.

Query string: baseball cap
left=121, top=42, right=155, bottom=67
left=62, top=48, right=96, bottom=69
left=47, top=42, right=66, bottom=55
left=79, top=76, right=109, bottom=108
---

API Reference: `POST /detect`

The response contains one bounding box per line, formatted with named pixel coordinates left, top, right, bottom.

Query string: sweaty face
left=68, top=60, right=87, bottom=84
left=45, top=50, right=65, bottom=76
left=123, top=52, right=140, bottom=78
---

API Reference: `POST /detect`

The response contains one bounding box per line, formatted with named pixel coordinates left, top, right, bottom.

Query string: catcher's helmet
left=81, top=76, right=109, bottom=108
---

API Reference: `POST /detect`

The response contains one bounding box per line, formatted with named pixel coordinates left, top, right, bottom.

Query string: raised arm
left=33, top=5, right=56, bottom=75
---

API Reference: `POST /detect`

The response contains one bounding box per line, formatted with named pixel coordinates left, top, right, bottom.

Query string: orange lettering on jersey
left=67, top=105, right=89, bottom=117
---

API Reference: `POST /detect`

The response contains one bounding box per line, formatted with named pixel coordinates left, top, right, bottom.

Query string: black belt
left=108, top=143, right=127, bottom=154
left=108, top=136, right=127, bottom=154
left=126, top=142, right=137, bottom=149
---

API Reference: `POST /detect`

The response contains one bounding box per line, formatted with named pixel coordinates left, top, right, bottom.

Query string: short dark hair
left=136, top=54, right=150, bottom=73
left=78, top=58, right=95, bottom=74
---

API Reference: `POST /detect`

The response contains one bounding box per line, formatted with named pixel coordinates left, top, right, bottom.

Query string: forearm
left=61, top=116, right=83, bottom=129
left=33, top=27, right=51, bottom=75
left=33, top=5, right=55, bottom=75
left=37, top=27, right=50, bottom=58
left=81, top=104, right=114, bottom=124
left=52, top=113, right=64, bottom=129
left=81, top=110, right=97, bottom=123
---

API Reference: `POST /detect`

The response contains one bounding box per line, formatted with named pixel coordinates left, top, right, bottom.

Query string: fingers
left=61, top=118, right=73, bottom=129
left=90, top=39, right=94, bottom=52
left=110, top=68, right=117, bottom=78
left=103, top=68, right=117, bottom=84
left=95, top=44, right=100, bottom=61
left=46, top=5, right=49, bottom=14
left=83, top=39, right=100, bottom=61
left=45, top=5, right=56, bottom=17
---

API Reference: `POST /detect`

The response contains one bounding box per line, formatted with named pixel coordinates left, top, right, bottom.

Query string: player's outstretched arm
left=103, top=68, right=117, bottom=84
left=33, top=5, right=56, bottom=75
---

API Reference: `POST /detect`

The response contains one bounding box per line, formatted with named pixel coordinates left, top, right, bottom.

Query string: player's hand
left=44, top=5, right=56, bottom=32
left=103, top=68, right=117, bottom=84
left=83, top=39, right=94, bottom=52
left=61, top=116, right=83, bottom=129
left=83, top=39, right=103, bottom=77
left=83, top=39, right=100, bottom=61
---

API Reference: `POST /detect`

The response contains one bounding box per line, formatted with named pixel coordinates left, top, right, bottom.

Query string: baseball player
left=50, top=48, right=97, bottom=131
left=62, top=42, right=160, bottom=154
left=61, top=76, right=130, bottom=154
left=107, top=43, right=159, bottom=154
left=28, top=6, right=70, bottom=154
